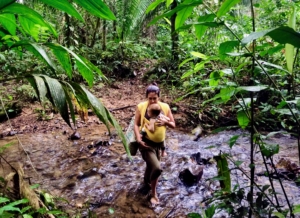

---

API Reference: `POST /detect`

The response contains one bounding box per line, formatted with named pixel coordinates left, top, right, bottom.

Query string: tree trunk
left=170, top=1, right=179, bottom=62
left=64, top=13, right=71, bottom=47
left=90, top=18, right=101, bottom=48
left=102, top=19, right=107, bottom=51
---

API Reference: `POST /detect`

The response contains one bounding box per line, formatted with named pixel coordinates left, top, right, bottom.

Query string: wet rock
left=69, top=131, right=81, bottom=140
left=179, top=165, right=204, bottom=186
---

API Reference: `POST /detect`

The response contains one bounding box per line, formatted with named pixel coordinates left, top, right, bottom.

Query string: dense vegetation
left=0, top=0, right=300, bottom=217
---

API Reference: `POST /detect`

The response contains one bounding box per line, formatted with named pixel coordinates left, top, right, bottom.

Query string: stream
left=1, top=124, right=300, bottom=217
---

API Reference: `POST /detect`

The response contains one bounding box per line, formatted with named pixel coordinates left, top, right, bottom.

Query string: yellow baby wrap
left=137, top=101, right=170, bottom=143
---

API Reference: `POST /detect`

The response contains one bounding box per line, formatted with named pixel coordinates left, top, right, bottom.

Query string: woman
left=134, top=82, right=176, bottom=205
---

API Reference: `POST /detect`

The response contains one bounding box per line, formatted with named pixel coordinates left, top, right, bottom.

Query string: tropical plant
left=0, top=0, right=130, bottom=155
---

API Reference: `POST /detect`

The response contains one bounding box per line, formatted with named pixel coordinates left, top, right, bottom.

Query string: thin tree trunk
left=170, top=1, right=179, bottom=62
left=64, top=13, right=71, bottom=47
left=90, top=18, right=101, bottom=48
left=102, top=19, right=107, bottom=51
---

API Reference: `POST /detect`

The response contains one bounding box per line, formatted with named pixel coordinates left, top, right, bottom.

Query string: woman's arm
left=134, top=106, right=149, bottom=148
left=157, top=106, right=176, bottom=128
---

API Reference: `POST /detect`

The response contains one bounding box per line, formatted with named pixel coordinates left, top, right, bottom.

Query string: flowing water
left=1, top=125, right=300, bottom=217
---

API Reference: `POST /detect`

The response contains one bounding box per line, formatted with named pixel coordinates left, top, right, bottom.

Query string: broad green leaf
left=175, top=0, right=194, bottom=30
left=179, top=57, right=193, bottom=68
left=166, top=0, right=174, bottom=8
left=181, top=70, right=194, bottom=79
left=237, top=85, right=268, bottom=92
left=49, top=45, right=72, bottom=78
left=217, top=0, right=241, bottom=17
left=190, top=51, right=208, bottom=60
left=12, top=41, right=56, bottom=70
left=73, top=0, right=116, bottom=20
left=293, top=204, right=300, bottom=214
left=237, top=111, right=249, bottom=129
left=77, top=54, right=105, bottom=79
left=2, top=3, right=57, bottom=37
left=41, top=75, right=71, bottom=127
left=285, top=5, right=296, bottom=73
left=220, top=87, right=235, bottom=102
left=261, top=144, right=279, bottom=158
left=19, top=15, right=42, bottom=41
left=149, top=0, right=203, bottom=25
left=32, top=75, right=47, bottom=104
left=39, top=0, right=83, bottom=21
left=0, top=0, right=14, bottom=10
left=209, top=71, right=222, bottom=87
left=0, top=197, right=10, bottom=204
left=146, top=0, right=164, bottom=14
left=70, top=83, right=130, bottom=156
left=0, top=13, right=16, bottom=35
left=215, top=155, right=231, bottom=192
left=23, top=214, right=33, bottom=218
left=76, top=59, right=94, bottom=87
left=219, top=41, right=239, bottom=60
left=228, top=135, right=239, bottom=148
left=194, top=14, right=216, bottom=40
left=242, top=26, right=300, bottom=48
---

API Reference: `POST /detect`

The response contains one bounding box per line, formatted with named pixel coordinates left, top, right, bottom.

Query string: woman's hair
left=146, top=82, right=160, bottom=97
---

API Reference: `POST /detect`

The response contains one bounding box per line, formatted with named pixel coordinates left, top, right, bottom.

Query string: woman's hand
left=156, top=117, right=168, bottom=126
left=138, top=139, right=150, bottom=149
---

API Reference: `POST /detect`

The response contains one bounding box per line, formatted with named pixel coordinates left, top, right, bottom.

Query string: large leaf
left=2, top=3, right=57, bottom=37
left=146, top=0, right=164, bottom=14
left=220, top=87, right=235, bottom=102
left=149, top=0, right=203, bottom=25
left=73, top=0, right=116, bottom=20
left=70, top=83, right=130, bottom=155
left=217, top=0, right=240, bottom=17
left=39, top=0, right=83, bottom=21
left=31, top=75, right=47, bottom=104
left=219, top=41, right=239, bottom=60
left=41, top=75, right=71, bottom=127
left=0, top=13, right=16, bottom=35
left=0, top=0, right=14, bottom=10
left=47, top=43, right=72, bottom=78
left=285, top=5, right=296, bottom=73
left=175, top=0, right=194, bottom=30
left=12, top=41, right=57, bottom=70
left=257, top=60, right=289, bottom=73
left=75, top=59, right=94, bottom=87
left=190, top=51, right=208, bottom=60
left=242, top=26, right=300, bottom=48
left=194, top=14, right=215, bottom=40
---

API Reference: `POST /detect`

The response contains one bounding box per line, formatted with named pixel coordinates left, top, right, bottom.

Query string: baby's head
left=148, top=103, right=161, bottom=118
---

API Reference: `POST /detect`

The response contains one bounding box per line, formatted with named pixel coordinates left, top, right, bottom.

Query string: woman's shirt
left=137, top=101, right=170, bottom=143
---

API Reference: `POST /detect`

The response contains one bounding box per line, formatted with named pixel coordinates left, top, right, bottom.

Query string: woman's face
left=147, top=92, right=159, bottom=105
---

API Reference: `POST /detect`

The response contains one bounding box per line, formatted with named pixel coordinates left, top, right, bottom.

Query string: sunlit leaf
left=0, top=197, right=10, bottom=204
left=261, top=144, right=279, bottom=158
left=146, top=0, right=164, bottom=14
left=0, top=13, right=16, bottom=35
left=217, top=0, right=241, bottom=17
left=39, top=0, right=83, bottom=21
left=179, top=57, right=193, bottom=68
left=285, top=5, right=296, bottom=73
left=73, top=0, right=116, bottom=20
left=166, top=0, right=174, bottom=8
left=175, top=0, right=194, bottom=30
left=76, top=59, right=94, bottom=87
left=190, top=51, right=208, bottom=60
left=2, top=3, right=57, bottom=37
left=48, top=44, right=72, bottom=78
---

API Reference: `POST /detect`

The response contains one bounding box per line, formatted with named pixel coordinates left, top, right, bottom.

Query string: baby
left=145, top=103, right=169, bottom=157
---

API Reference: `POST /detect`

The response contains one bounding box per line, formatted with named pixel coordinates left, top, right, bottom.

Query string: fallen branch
left=109, top=105, right=136, bottom=112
